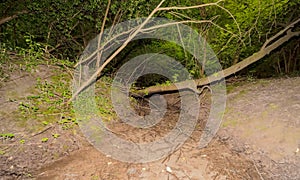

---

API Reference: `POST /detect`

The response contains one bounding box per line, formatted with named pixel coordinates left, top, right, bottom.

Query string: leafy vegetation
left=0, top=1, right=298, bottom=131
left=16, top=70, right=74, bottom=130
left=0, top=133, right=15, bottom=139
left=1, top=0, right=299, bottom=80
left=41, top=137, right=49, bottom=143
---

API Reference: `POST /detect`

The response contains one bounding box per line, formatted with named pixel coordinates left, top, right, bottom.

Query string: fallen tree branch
left=133, top=18, right=300, bottom=97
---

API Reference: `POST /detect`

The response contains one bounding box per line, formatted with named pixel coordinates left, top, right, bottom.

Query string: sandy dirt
left=0, top=62, right=299, bottom=179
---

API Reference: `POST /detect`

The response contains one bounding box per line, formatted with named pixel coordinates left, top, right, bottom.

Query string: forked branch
left=69, top=0, right=166, bottom=102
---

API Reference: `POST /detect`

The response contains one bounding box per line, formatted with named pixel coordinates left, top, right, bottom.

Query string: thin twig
left=176, top=24, right=188, bottom=59
left=30, top=125, right=54, bottom=137
left=158, top=0, right=222, bottom=11
left=215, top=4, right=242, bottom=39
left=252, top=159, right=264, bottom=180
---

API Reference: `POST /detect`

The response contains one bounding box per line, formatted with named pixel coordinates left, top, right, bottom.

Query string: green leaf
left=41, top=137, right=49, bottom=142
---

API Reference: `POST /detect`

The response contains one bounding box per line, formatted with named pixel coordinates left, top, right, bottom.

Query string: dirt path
left=35, top=93, right=262, bottom=180
left=221, top=77, right=300, bottom=179
left=0, top=62, right=299, bottom=179
left=36, top=77, right=300, bottom=180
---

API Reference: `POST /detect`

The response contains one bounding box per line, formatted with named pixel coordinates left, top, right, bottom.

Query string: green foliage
left=0, top=49, right=11, bottom=84
left=19, top=139, right=25, bottom=144
left=41, top=137, right=49, bottom=143
left=58, top=118, right=78, bottom=130
left=1, top=0, right=298, bottom=85
left=94, top=77, right=117, bottom=122
left=0, top=0, right=161, bottom=59
left=19, top=102, right=39, bottom=114
left=0, top=133, right=15, bottom=139
left=17, top=34, right=45, bottom=61
left=52, top=133, right=60, bottom=138
left=42, top=121, right=49, bottom=126
left=16, top=62, right=75, bottom=131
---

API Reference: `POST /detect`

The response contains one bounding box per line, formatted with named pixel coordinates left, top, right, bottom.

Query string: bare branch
left=74, top=1, right=236, bottom=68
left=157, top=0, right=223, bottom=11
left=158, top=0, right=241, bottom=40
left=176, top=24, right=188, bottom=60
left=141, top=20, right=211, bottom=32
left=96, top=0, right=111, bottom=68
left=141, top=19, right=237, bottom=39
left=69, top=0, right=166, bottom=103
left=74, top=26, right=137, bottom=67
left=74, top=17, right=235, bottom=69
left=169, top=11, right=193, bottom=20
left=261, top=18, right=300, bottom=50
left=109, top=9, right=123, bottom=35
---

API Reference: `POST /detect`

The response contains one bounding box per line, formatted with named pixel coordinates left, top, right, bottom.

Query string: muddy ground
left=0, top=62, right=299, bottom=179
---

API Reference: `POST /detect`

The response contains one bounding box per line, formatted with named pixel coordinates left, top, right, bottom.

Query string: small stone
left=127, top=168, right=136, bottom=175
left=166, top=166, right=172, bottom=173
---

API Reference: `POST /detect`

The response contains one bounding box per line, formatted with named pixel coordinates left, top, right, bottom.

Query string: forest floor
left=0, top=58, right=299, bottom=180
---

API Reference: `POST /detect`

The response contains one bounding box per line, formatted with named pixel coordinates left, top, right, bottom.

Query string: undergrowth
left=1, top=44, right=117, bottom=133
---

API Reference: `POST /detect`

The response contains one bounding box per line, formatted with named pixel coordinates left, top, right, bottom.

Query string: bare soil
left=0, top=62, right=299, bottom=179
